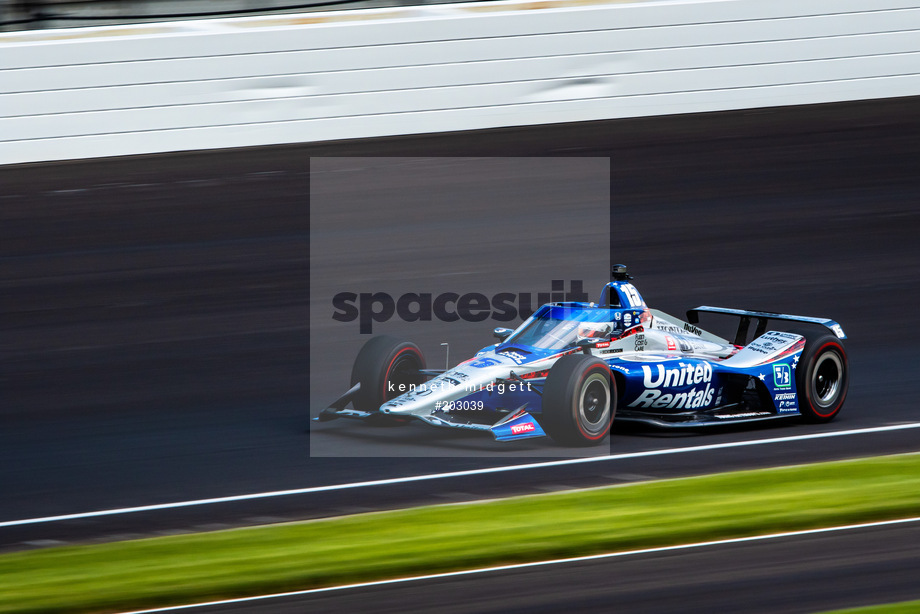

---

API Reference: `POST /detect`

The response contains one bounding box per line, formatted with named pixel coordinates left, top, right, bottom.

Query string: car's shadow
left=614, top=415, right=804, bottom=438
left=309, top=418, right=609, bottom=456
left=310, top=412, right=808, bottom=457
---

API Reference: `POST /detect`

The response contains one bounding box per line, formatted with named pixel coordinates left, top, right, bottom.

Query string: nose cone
left=380, top=354, right=515, bottom=415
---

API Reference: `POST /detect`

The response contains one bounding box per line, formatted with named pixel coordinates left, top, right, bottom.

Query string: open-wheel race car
left=316, top=265, right=849, bottom=446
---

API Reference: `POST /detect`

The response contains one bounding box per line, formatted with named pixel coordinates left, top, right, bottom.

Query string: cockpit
left=502, top=304, right=622, bottom=350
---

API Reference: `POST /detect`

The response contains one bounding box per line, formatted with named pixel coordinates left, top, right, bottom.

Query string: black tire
left=541, top=354, right=615, bottom=446
left=792, top=329, right=848, bottom=423
left=350, top=336, right=427, bottom=419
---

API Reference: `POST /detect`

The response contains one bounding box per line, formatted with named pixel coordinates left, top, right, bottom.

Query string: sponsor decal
left=610, top=364, right=630, bottom=375
left=634, top=333, right=647, bottom=351
left=601, top=348, right=623, bottom=354
left=642, top=362, right=713, bottom=387
left=469, top=357, right=501, bottom=368
left=773, top=364, right=792, bottom=388
left=595, top=341, right=610, bottom=348
left=747, top=333, right=795, bottom=355
left=501, top=350, right=528, bottom=364
left=615, top=312, right=622, bottom=321
left=683, top=322, right=703, bottom=336
left=510, top=422, right=536, bottom=435
left=445, top=369, right=471, bottom=382
left=628, top=361, right=715, bottom=410
left=690, top=339, right=717, bottom=352
left=665, top=335, right=677, bottom=351
left=654, top=321, right=682, bottom=334
left=774, top=390, right=798, bottom=411
left=624, top=312, right=632, bottom=327
left=763, top=334, right=796, bottom=344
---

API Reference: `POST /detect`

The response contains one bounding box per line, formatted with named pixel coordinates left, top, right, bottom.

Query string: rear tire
left=792, top=329, right=848, bottom=423
left=542, top=354, right=615, bottom=446
left=350, top=336, right=427, bottom=420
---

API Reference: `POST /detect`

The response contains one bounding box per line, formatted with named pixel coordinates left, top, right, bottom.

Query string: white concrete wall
left=2, top=0, right=919, bottom=164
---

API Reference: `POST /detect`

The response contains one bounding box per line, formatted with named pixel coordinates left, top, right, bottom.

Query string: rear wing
left=686, top=306, right=847, bottom=346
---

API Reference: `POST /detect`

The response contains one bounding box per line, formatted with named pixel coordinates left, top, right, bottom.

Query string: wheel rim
left=578, top=373, right=610, bottom=436
left=812, top=351, right=843, bottom=409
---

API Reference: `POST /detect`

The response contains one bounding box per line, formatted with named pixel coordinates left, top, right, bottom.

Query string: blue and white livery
left=316, top=265, right=849, bottom=446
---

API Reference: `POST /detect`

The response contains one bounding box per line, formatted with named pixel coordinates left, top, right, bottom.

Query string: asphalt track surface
left=2, top=97, right=920, bottom=609
left=127, top=521, right=920, bottom=614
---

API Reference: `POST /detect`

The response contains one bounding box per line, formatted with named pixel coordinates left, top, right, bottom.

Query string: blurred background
left=0, top=0, right=457, bottom=29
left=2, top=0, right=919, bottom=610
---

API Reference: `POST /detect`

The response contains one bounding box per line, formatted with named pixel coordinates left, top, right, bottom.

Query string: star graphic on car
left=758, top=373, right=766, bottom=381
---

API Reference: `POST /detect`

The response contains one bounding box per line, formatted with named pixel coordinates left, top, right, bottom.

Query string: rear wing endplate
left=686, top=306, right=847, bottom=346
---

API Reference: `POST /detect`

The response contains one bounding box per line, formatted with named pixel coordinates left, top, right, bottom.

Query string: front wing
left=314, top=381, right=549, bottom=441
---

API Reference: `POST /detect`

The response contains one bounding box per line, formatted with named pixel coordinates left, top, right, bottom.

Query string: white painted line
left=3, top=422, right=920, bottom=528
left=118, top=515, right=920, bottom=613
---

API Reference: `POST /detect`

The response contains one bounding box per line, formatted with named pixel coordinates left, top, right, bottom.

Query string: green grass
left=1, top=453, right=919, bottom=614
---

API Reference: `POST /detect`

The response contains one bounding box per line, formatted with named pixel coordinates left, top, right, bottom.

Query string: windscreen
left=504, top=305, right=616, bottom=350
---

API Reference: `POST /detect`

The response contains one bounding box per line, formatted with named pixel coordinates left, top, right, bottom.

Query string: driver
left=576, top=321, right=612, bottom=342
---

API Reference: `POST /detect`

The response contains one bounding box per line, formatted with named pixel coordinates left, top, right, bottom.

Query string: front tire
left=542, top=355, right=615, bottom=446
left=793, top=330, right=848, bottom=423
left=350, top=336, right=427, bottom=418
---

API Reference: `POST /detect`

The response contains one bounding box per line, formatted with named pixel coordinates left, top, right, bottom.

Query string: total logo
left=629, top=361, right=715, bottom=409
left=510, top=422, right=536, bottom=435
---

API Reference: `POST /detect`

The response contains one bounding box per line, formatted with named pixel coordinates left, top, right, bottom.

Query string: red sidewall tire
left=542, top=355, right=616, bottom=446
left=350, top=336, right=426, bottom=413
left=794, top=332, right=848, bottom=423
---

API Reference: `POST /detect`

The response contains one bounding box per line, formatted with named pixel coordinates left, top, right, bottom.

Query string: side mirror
left=493, top=327, right=513, bottom=341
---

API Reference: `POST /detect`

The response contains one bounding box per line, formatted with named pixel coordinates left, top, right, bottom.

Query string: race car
left=315, top=265, right=849, bottom=446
